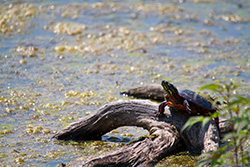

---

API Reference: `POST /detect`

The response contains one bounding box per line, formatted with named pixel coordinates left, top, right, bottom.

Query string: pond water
left=0, top=0, right=250, bottom=166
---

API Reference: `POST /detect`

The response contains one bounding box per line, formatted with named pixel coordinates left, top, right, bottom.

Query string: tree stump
left=53, top=85, right=233, bottom=167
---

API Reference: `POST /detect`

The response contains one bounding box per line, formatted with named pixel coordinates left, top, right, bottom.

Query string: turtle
left=157, top=80, right=219, bottom=131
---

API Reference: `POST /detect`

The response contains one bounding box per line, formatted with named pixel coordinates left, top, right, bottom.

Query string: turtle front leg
left=156, top=101, right=167, bottom=116
left=183, top=100, right=191, bottom=115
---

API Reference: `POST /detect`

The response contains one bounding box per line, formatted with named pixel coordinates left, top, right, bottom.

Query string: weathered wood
left=53, top=100, right=161, bottom=141
left=72, top=130, right=179, bottom=167
left=120, top=84, right=165, bottom=102
left=71, top=106, right=180, bottom=167
left=53, top=100, right=229, bottom=166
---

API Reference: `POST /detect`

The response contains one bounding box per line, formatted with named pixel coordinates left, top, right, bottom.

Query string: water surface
left=0, top=0, right=250, bottom=166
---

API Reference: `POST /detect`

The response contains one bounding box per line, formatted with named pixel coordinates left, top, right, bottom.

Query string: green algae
left=156, top=152, right=198, bottom=167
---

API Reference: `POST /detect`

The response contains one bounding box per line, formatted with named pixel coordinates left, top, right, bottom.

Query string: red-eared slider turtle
left=157, top=80, right=219, bottom=130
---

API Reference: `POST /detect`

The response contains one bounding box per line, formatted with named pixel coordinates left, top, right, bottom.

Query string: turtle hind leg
left=183, top=100, right=192, bottom=115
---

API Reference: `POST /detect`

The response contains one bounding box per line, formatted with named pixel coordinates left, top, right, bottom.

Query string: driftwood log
left=53, top=85, right=233, bottom=167
left=120, top=84, right=165, bottom=101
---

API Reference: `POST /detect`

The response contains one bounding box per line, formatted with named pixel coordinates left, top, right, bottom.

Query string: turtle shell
left=179, top=89, right=214, bottom=110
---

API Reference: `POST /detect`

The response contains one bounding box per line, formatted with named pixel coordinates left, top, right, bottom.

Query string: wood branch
left=120, top=84, right=165, bottom=102
left=52, top=100, right=231, bottom=166
left=53, top=100, right=160, bottom=141
left=72, top=115, right=180, bottom=167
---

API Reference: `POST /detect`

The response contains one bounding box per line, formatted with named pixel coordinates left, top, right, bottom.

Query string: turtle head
left=161, top=80, right=179, bottom=97
left=161, top=80, right=183, bottom=107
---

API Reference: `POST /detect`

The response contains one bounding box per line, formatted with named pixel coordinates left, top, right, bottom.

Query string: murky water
left=0, top=0, right=250, bottom=166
